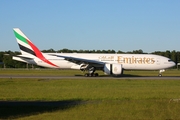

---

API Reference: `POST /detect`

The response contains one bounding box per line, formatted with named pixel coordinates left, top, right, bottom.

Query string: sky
left=0, top=0, right=180, bottom=53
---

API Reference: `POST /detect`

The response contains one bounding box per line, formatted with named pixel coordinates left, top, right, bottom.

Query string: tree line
left=0, top=49, right=179, bottom=68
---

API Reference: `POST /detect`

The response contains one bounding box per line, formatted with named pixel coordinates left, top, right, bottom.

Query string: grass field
left=0, top=69, right=180, bottom=119
left=0, top=68, right=179, bottom=76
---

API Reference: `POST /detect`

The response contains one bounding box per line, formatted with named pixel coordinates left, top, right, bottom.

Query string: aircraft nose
left=172, top=61, right=176, bottom=67
left=169, top=61, right=176, bottom=68
left=167, top=59, right=176, bottom=67
left=165, top=59, right=176, bottom=68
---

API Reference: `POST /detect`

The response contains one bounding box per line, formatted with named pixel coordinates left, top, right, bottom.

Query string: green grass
left=0, top=77, right=180, bottom=119
left=0, top=69, right=82, bottom=76
left=123, top=69, right=180, bottom=77
left=0, top=68, right=179, bottom=76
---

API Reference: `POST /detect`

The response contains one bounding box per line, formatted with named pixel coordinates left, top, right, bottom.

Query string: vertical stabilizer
left=13, top=28, right=58, bottom=68
left=13, top=28, right=39, bottom=57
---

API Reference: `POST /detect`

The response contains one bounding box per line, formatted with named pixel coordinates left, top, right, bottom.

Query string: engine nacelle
left=104, top=63, right=123, bottom=75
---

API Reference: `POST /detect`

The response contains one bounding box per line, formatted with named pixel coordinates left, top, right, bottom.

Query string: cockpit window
left=168, top=59, right=173, bottom=62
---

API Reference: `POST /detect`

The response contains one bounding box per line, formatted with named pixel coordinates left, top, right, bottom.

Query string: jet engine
left=104, top=63, right=123, bottom=75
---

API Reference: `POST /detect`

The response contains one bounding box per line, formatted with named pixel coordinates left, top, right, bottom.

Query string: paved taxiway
left=0, top=75, right=180, bottom=79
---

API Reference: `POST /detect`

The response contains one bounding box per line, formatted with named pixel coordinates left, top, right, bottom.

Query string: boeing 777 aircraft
left=12, top=28, right=175, bottom=77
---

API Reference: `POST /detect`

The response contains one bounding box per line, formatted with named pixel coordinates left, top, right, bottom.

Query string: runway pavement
left=0, top=75, right=180, bottom=79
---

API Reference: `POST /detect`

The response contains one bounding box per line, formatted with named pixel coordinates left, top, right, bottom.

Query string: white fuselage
left=13, top=53, right=175, bottom=70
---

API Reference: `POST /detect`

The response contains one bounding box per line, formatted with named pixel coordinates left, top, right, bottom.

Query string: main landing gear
left=84, top=73, right=99, bottom=77
left=84, top=66, right=99, bottom=77
left=158, top=69, right=165, bottom=77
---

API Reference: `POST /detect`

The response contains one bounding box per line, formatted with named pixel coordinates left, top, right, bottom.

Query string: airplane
left=12, top=28, right=176, bottom=77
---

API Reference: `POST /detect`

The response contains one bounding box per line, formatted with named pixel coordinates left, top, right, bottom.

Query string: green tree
left=171, top=50, right=177, bottom=64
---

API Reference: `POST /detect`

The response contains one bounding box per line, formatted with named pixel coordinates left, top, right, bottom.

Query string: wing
left=49, top=54, right=105, bottom=66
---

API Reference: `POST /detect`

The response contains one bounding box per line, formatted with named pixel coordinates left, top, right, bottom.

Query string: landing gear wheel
left=84, top=73, right=89, bottom=77
left=89, top=73, right=94, bottom=77
left=84, top=73, right=99, bottom=77
left=158, top=74, right=162, bottom=77
left=83, top=66, right=99, bottom=77
left=94, top=73, right=99, bottom=77
left=158, top=69, right=165, bottom=77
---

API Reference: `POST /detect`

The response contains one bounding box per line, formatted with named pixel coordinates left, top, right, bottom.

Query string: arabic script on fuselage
left=99, top=56, right=155, bottom=64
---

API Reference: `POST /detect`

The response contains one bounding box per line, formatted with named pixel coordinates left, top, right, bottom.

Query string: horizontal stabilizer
left=14, top=55, right=35, bottom=60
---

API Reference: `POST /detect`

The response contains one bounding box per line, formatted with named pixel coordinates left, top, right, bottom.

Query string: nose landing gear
left=158, top=69, right=165, bottom=77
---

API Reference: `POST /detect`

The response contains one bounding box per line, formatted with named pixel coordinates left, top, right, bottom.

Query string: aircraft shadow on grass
left=0, top=99, right=83, bottom=119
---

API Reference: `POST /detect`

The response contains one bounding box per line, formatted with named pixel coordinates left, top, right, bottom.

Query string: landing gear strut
left=84, top=66, right=99, bottom=77
left=158, top=69, right=165, bottom=77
